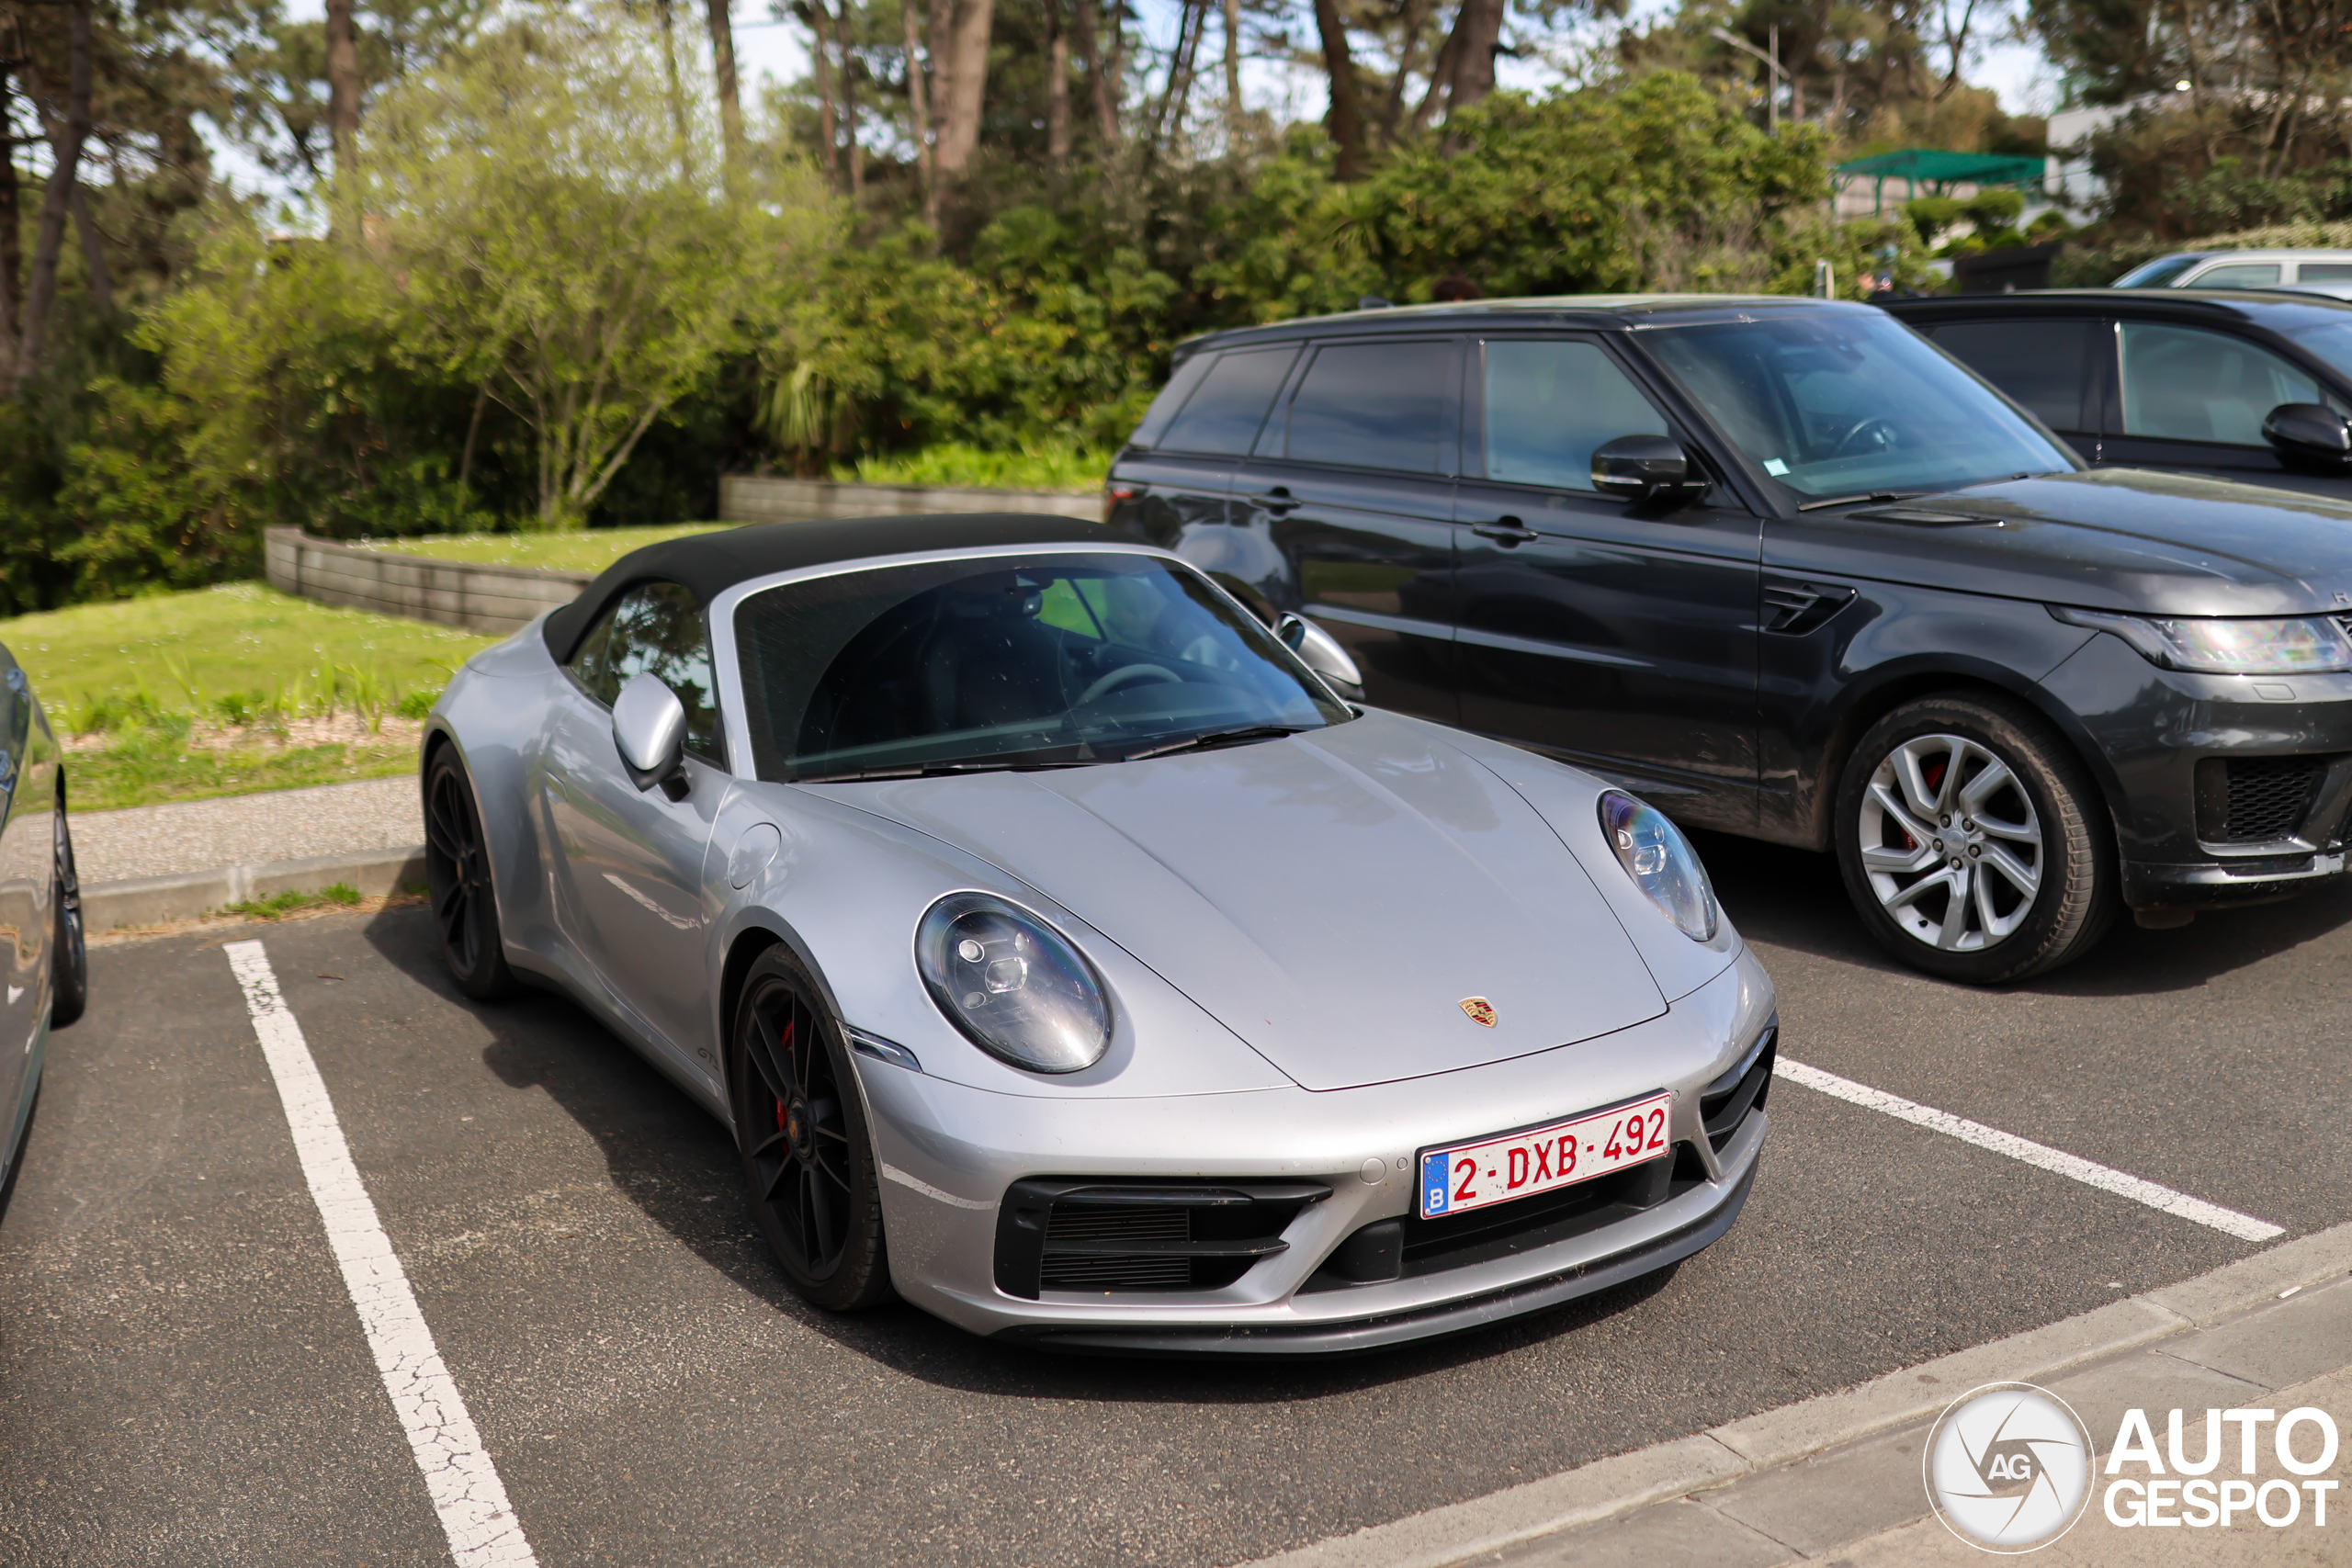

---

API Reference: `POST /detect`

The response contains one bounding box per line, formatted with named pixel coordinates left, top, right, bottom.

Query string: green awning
left=1834, top=150, right=2047, bottom=215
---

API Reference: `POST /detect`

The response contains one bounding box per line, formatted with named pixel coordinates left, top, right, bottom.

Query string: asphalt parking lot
left=3, top=836, right=2347, bottom=1568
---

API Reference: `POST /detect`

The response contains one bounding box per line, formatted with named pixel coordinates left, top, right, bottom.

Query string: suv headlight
left=2052, top=606, right=2352, bottom=674
left=916, top=893, right=1112, bottom=1073
left=1598, top=791, right=1719, bottom=942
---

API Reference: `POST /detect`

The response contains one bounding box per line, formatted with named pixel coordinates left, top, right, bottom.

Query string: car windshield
left=2113, top=254, right=2205, bottom=288
left=2278, top=320, right=2352, bottom=384
left=1645, top=310, right=2075, bottom=500
left=735, top=553, right=1351, bottom=782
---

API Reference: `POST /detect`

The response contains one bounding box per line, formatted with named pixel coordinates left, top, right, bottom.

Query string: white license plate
left=1418, top=1091, right=1672, bottom=1220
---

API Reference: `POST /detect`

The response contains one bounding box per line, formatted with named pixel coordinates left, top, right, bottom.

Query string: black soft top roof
left=541, top=512, right=1129, bottom=661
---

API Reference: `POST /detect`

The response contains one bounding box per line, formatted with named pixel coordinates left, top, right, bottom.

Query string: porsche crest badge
left=1458, top=997, right=1497, bottom=1028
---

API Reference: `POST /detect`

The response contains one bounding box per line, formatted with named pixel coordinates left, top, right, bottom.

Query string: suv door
left=547, top=581, right=729, bottom=1077
left=2100, top=318, right=2349, bottom=493
left=1110, top=343, right=1301, bottom=569
left=1229, top=335, right=1461, bottom=721
left=1450, top=335, right=1761, bottom=832
left=1917, top=315, right=2102, bottom=461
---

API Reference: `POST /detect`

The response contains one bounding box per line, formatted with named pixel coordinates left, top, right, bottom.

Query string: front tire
left=730, top=947, right=892, bottom=1312
left=424, top=747, right=519, bottom=1001
left=1834, top=694, right=2115, bottom=983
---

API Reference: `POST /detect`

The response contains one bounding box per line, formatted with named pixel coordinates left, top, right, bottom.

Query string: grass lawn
left=368, top=521, right=730, bottom=573
left=4, top=582, right=499, bottom=813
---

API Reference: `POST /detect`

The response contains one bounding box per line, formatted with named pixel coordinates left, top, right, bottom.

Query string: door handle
left=1469, top=516, right=1540, bottom=546
left=1250, top=488, right=1302, bottom=513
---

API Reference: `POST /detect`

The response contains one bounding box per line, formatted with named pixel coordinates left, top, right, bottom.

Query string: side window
left=1157, top=346, right=1300, bottom=454
left=2192, top=263, right=2281, bottom=288
left=1927, top=319, right=2094, bottom=431
left=1480, top=339, right=1669, bottom=491
left=2299, top=263, right=2352, bottom=283
left=1130, top=353, right=1216, bottom=447
left=2119, top=322, right=2324, bottom=446
left=1280, top=339, right=1452, bottom=472
left=568, top=581, right=724, bottom=762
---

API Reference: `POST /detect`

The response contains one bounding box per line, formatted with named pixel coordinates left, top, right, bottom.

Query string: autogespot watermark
left=1923, top=1383, right=2344, bottom=1552
left=1924, top=1383, right=2095, bottom=1552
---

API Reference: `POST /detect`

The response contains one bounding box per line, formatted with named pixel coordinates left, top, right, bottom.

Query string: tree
left=359, top=2, right=831, bottom=526
left=0, top=0, right=96, bottom=399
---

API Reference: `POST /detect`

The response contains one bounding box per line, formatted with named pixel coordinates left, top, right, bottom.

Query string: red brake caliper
left=1900, top=757, right=1947, bottom=853
left=773, top=1021, right=795, bottom=1143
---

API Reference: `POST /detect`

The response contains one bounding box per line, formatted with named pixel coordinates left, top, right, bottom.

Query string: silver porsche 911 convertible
left=424, top=513, right=1776, bottom=1352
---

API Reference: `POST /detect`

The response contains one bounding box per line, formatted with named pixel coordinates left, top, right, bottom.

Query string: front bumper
left=2042, top=634, right=2352, bottom=908
left=850, top=948, right=1775, bottom=1353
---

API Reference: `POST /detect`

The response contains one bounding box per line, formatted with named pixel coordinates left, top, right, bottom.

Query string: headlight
left=2052, top=606, right=2352, bottom=674
left=916, top=893, right=1111, bottom=1073
left=1598, top=791, right=1719, bottom=942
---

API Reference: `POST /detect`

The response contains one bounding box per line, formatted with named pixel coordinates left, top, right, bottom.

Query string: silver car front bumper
left=854, top=947, right=1776, bottom=1353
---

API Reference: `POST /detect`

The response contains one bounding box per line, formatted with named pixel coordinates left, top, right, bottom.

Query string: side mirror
left=1274, top=613, right=1366, bottom=702
left=2262, top=402, right=2352, bottom=469
left=613, top=672, right=689, bottom=796
left=1592, top=434, right=1712, bottom=502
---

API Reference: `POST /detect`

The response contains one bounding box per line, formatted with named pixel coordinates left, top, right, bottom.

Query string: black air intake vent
left=1702, top=1027, right=1777, bottom=1153
left=995, top=1179, right=1330, bottom=1298
left=2216, top=757, right=2323, bottom=843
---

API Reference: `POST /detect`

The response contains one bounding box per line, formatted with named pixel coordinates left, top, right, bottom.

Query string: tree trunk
left=807, top=0, right=840, bottom=185
left=0, top=63, right=20, bottom=384
left=1151, top=0, right=1203, bottom=147
left=903, top=0, right=937, bottom=227
left=655, top=0, right=695, bottom=177
left=1073, top=0, right=1117, bottom=146
left=325, top=0, right=360, bottom=178
left=842, top=15, right=864, bottom=197
left=1310, top=0, right=1364, bottom=179
left=936, top=0, right=992, bottom=174
left=69, top=186, right=109, bottom=313
left=8, top=0, right=91, bottom=398
left=1438, top=0, right=1501, bottom=118
left=707, top=0, right=745, bottom=175
left=1222, top=0, right=1241, bottom=142
left=1380, top=0, right=1431, bottom=139
left=1045, top=0, right=1069, bottom=164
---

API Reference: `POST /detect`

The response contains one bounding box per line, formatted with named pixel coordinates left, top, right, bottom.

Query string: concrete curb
left=83, top=844, right=428, bottom=931
left=1234, top=1221, right=2352, bottom=1568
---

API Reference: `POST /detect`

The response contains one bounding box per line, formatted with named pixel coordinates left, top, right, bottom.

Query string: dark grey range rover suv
left=1107, top=295, right=2352, bottom=982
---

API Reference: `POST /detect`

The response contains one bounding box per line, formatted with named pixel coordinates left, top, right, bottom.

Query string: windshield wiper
left=1794, top=490, right=1933, bottom=512
left=1123, top=724, right=1312, bottom=761
left=791, top=757, right=1100, bottom=784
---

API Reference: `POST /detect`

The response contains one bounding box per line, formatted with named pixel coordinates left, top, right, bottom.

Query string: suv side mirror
left=613, top=672, right=690, bottom=796
left=1274, top=613, right=1366, bottom=702
left=1592, top=434, right=1712, bottom=502
left=2262, top=402, right=2352, bottom=469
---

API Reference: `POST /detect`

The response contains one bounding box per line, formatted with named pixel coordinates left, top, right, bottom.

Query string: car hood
left=823, top=714, right=1668, bottom=1091
left=1770, top=468, right=2352, bottom=615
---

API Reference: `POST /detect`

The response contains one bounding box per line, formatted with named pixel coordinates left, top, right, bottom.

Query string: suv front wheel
left=1834, top=694, right=2115, bottom=983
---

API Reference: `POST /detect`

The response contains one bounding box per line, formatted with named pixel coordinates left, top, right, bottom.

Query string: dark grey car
left=1108, top=294, right=2352, bottom=982
left=0, top=642, right=85, bottom=1205
left=1881, top=289, right=2352, bottom=502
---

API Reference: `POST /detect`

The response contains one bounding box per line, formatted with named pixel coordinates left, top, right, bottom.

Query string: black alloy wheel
left=50, top=796, right=85, bottom=1028
left=424, top=748, right=518, bottom=1001
left=1834, top=693, right=2116, bottom=984
left=730, top=947, right=891, bottom=1311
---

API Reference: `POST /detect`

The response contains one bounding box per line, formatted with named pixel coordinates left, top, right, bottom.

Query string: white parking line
left=223, top=940, right=539, bottom=1568
left=1776, top=1057, right=2286, bottom=1244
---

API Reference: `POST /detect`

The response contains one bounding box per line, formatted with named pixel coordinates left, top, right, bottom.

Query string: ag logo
left=1923, top=1382, right=2094, bottom=1552
left=1458, top=998, right=1497, bottom=1028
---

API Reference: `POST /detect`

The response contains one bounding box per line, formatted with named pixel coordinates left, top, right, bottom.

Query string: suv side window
left=567, top=581, right=725, bottom=763
left=1926, top=318, right=2095, bottom=431
left=2301, top=263, right=2352, bottom=283
left=2194, top=262, right=2282, bottom=288
left=1278, top=339, right=1452, bottom=472
left=1156, top=346, right=1299, bottom=454
left=1477, top=339, right=1669, bottom=491
left=2119, top=321, right=2324, bottom=446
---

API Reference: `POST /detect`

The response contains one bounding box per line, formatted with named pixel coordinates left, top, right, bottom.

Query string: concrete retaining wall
left=718, top=473, right=1099, bottom=525
left=264, top=526, right=591, bottom=636
left=86, top=845, right=428, bottom=932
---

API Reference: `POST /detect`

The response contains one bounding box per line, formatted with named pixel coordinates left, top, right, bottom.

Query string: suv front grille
left=995, top=1179, right=1330, bottom=1298
left=2218, top=757, right=2323, bottom=842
